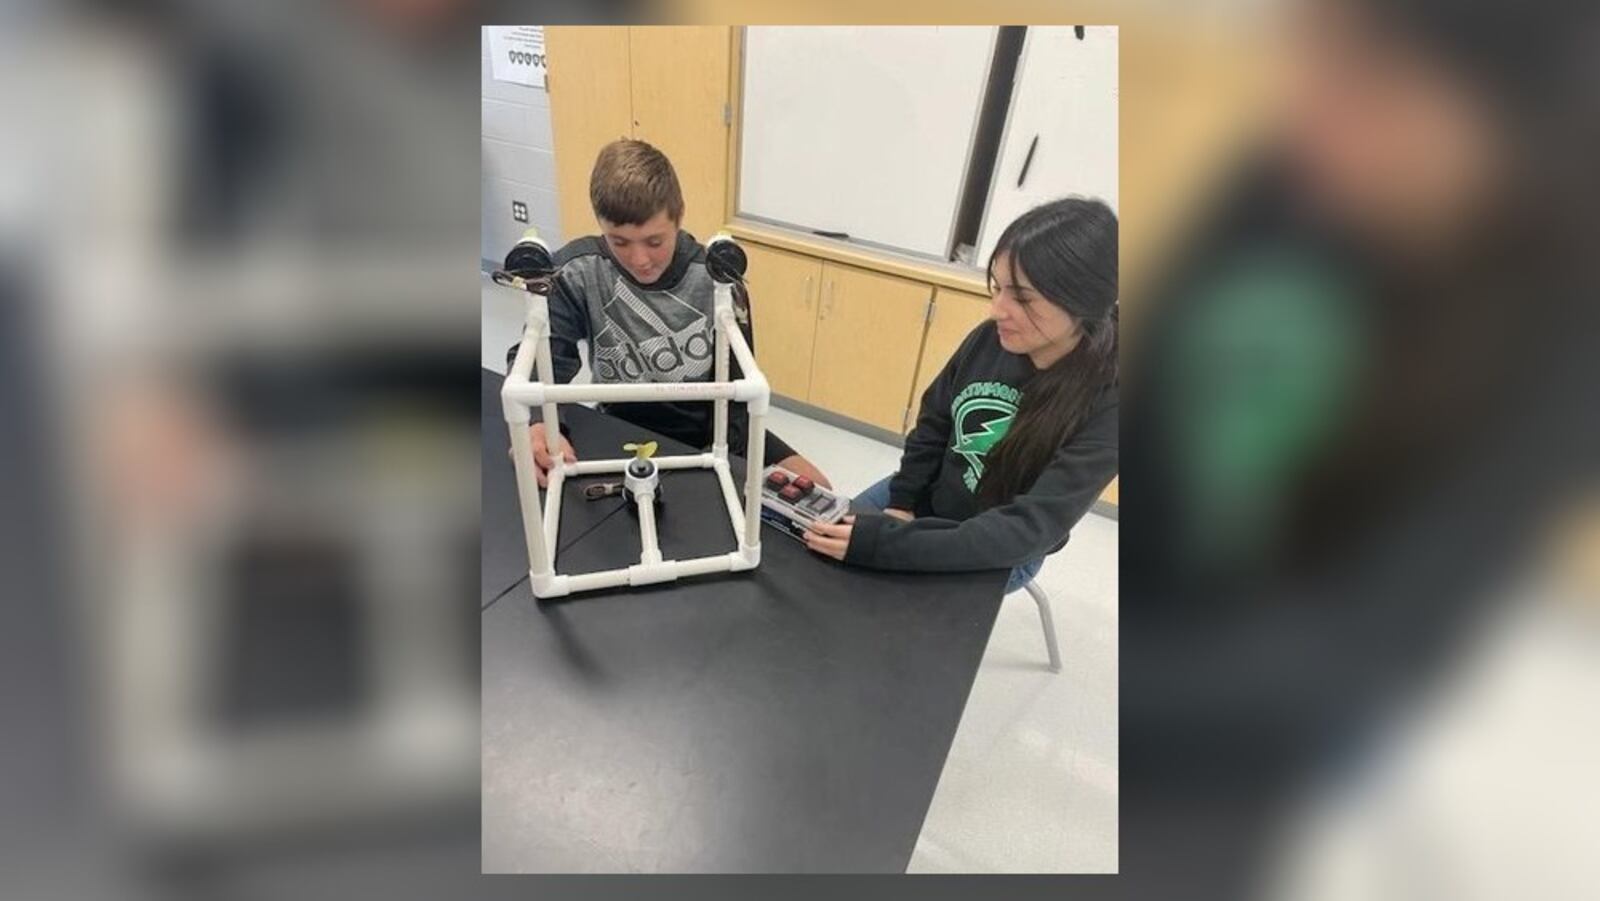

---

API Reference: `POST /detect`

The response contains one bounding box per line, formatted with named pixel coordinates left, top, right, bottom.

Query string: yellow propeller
left=622, top=441, right=658, bottom=461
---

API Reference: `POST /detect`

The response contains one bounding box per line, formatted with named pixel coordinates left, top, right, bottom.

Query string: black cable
left=481, top=575, right=526, bottom=613
left=480, top=487, right=632, bottom=613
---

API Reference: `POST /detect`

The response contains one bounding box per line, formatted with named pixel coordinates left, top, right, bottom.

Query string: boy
left=506, top=139, right=829, bottom=489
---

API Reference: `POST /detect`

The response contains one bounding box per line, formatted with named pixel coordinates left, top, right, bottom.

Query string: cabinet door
left=544, top=27, right=633, bottom=244
left=808, top=264, right=932, bottom=432
left=907, top=287, right=993, bottom=433
left=743, top=244, right=822, bottom=400
left=629, top=27, right=734, bottom=244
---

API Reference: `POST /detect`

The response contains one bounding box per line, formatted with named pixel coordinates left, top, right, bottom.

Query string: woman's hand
left=803, top=515, right=855, bottom=561
left=805, top=506, right=914, bottom=560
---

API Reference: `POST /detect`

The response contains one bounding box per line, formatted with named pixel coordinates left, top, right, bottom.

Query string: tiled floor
left=483, top=277, right=1118, bottom=873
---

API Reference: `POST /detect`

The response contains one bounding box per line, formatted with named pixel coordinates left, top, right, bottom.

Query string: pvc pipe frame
left=501, top=282, right=767, bottom=599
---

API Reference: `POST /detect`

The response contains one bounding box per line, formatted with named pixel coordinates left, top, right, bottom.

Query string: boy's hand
left=509, top=422, right=578, bottom=487
left=777, top=454, right=832, bottom=490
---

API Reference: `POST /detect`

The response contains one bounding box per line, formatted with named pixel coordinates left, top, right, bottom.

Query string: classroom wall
left=481, top=40, right=562, bottom=269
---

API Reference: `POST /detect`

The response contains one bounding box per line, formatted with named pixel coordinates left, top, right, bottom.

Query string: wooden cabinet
left=546, top=26, right=735, bottom=245
left=745, top=251, right=931, bottom=433
left=544, top=28, right=633, bottom=243
left=744, top=243, right=821, bottom=400
left=629, top=27, right=734, bottom=243
left=808, top=264, right=932, bottom=433
left=907, top=287, right=993, bottom=432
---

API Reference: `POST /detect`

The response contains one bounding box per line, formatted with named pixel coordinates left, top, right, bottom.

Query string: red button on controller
left=766, top=471, right=790, bottom=491
left=791, top=476, right=814, bottom=495
left=779, top=484, right=804, bottom=503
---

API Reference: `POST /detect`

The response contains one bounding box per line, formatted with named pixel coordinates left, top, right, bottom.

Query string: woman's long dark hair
left=977, top=198, right=1119, bottom=508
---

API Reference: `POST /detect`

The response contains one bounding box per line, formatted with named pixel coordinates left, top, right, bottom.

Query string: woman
left=804, top=198, right=1119, bottom=593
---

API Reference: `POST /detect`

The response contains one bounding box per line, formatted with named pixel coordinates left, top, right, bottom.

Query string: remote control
left=759, top=465, right=848, bottom=541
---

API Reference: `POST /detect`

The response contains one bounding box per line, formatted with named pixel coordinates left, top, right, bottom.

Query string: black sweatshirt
left=846, top=320, right=1118, bottom=572
left=503, top=230, right=795, bottom=465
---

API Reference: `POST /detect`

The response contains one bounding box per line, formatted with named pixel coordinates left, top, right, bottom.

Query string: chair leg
left=1022, top=579, right=1062, bottom=673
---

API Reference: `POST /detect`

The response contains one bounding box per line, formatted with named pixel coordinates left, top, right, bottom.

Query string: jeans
left=853, top=475, right=1043, bottom=594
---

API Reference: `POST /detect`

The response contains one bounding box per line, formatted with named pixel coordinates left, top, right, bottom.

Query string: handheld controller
left=759, top=465, right=849, bottom=540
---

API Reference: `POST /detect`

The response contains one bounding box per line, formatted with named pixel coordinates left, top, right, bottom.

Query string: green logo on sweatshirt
left=951, top=381, right=1021, bottom=492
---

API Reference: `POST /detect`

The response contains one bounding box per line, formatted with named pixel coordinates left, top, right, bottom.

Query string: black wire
left=480, top=486, right=631, bottom=613
left=481, top=575, right=525, bottom=613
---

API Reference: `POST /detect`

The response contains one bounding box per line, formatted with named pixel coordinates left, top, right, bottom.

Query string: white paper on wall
left=487, top=26, right=546, bottom=88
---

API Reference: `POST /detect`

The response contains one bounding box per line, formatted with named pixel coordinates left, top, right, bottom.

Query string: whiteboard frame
left=733, top=26, right=1001, bottom=263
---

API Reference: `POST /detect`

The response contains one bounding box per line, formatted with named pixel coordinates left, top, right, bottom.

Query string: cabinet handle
left=803, top=275, right=813, bottom=310
left=822, top=280, right=835, bottom=320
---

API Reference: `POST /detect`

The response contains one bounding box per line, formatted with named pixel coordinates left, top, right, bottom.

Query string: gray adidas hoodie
left=505, top=230, right=795, bottom=464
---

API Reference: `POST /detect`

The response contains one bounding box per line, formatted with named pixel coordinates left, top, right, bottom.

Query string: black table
left=480, top=369, right=1007, bottom=873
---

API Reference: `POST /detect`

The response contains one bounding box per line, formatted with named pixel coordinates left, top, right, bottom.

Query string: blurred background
left=1, top=0, right=1596, bottom=898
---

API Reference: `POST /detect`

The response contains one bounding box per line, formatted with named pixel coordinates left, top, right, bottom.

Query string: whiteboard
left=738, top=26, right=997, bottom=259
left=975, top=26, right=1119, bottom=266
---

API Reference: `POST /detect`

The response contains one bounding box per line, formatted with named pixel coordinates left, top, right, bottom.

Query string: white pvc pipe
left=636, top=490, right=661, bottom=564
left=722, top=312, right=762, bottom=392
left=503, top=281, right=776, bottom=598
left=507, top=288, right=545, bottom=386
left=712, top=459, right=747, bottom=545
left=563, top=569, right=632, bottom=593
left=543, top=466, right=564, bottom=555
left=533, top=325, right=564, bottom=460
left=503, top=380, right=740, bottom=406
left=530, top=550, right=749, bottom=596
left=725, top=310, right=770, bottom=551
left=566, top=459, right=629, bottom=476
left=506, top=329, right=538, bottom=386
left=654, top=454, right=715, bottom=471
left=625, top=554, right=742, bottom=587
left=507, top=421, right=553, bottom=579
left=668, top=555, right=740, bottom=579
left=563, top=454, right=713, bottom=477
left=743, top=409, right=767, bottom=550
left=713, top=283, right=730, bottom=453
